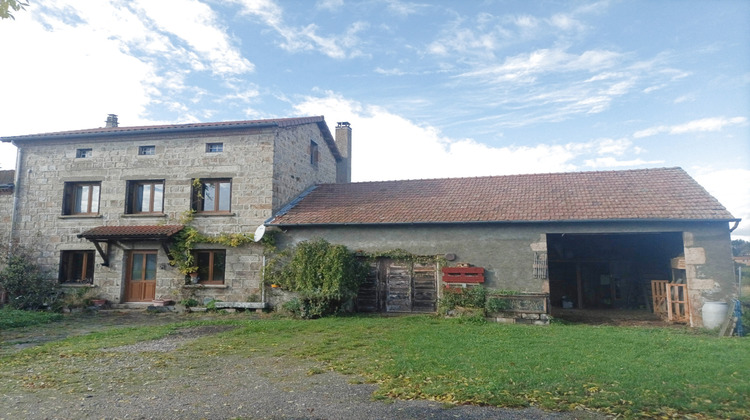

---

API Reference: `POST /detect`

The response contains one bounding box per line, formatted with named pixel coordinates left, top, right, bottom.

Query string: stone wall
left=10, top=122, right=339, bottom=303
left=682, top=224, right=737, bottom=327
left=0, top=190, right=12, bottom=251
left=275, top=220, right=736, bottom=326
left=272, top=123, right=338, bottom=212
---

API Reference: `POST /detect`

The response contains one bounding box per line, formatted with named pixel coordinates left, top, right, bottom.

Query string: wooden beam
left=92, top=241, right=109, bottom=266
left=161, top=241, right=173, bottom=261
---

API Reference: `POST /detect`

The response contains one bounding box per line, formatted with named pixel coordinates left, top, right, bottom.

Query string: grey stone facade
left=2, top=117, right=349, bottom=305
left=274, top=220, right=736, bottom=328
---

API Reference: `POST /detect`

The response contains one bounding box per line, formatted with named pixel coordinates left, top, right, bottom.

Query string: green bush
left=0, top=252, right=59, bottom=310
left=180, top=298, right=199, bottom=307
left=485, top=296, right=511, bottom=312
left=266, top=239, right=367, bottom=318
left=439, top=285, right=489, bottom=315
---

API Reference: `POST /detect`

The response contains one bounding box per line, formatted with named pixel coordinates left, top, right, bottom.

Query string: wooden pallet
left=651, top=280, right=689, bottom=323
left=666, top=283, right=689, bottom=323
left=442, top=266, right=485, bottom=283
left=651, top=280, right=668, bottom=316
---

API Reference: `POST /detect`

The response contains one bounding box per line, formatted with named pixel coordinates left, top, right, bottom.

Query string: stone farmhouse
left=1, top=115, right=352, bottom=306
left=0, top=115, right=741, bottom=327
left=267, top=168, right=740, bottom=327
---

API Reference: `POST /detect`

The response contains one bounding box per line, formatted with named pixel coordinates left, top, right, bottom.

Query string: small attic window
left=138, top=145, right=155, bottom=155
left=76, top=148, right=92, bottom=158
left=309, top=140, right=319, bottom=167
left=206, top=143, right=223, bottom=153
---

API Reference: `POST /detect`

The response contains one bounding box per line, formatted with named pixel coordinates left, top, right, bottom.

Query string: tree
left=732, top=239, right=750, bottom=257
left=0, top=0, right=29, bottom=20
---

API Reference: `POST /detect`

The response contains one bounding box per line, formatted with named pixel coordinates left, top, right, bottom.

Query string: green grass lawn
left=0, top=307, right=62, bottom=329
left=1, top=315, right=748, bottom=418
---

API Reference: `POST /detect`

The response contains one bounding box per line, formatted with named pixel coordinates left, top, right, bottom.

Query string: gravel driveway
left=1, top=310, right=606, bottom=420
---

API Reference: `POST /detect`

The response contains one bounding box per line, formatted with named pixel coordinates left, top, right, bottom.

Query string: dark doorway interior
left=547, top=232, right=684, bottom=309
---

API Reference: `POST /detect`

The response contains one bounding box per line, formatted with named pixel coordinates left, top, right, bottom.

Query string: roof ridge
left=323, top=167, right=685, bottom=187
left=2, top=116, right=325, bottom=141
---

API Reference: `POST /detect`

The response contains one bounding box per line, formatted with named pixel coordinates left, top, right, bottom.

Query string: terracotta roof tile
left=78, top=225, right=184, bottom=240
left=269, top=168, right=735, bottom=226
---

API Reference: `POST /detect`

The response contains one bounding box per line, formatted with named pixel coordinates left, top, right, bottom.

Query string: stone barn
left=266, top=167, right=739, bottom=327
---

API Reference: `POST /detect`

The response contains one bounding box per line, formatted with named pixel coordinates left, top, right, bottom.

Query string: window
left=76, top=148, right=92, bottom=158
left=206, top=143, right=223, bottom=153
left=126, top=180, right=164, bottom=214
left=63, top=182, right=101, bottom=215
left=533, top=252, right=548, bottom=279
left=195, top=250, right=225, bottom=284
left=193, top=179, right=231, bottom=213
left=138, top=145, right=155, bottom=155
left=60, top=251, right=95, bottom=284
left=310, top=140, right=319, bottom=166
left=130, top=251, right=157, bottom=281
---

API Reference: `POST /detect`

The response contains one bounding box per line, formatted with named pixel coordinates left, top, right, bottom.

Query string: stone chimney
left=335, top=122, right=351, bottom=183
left=105, top=114, right=119, bottom=128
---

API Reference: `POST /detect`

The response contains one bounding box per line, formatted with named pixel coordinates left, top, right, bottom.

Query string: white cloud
left=595, top=138, right=632, bottom=156
left=692, top=168, right=750, bottom=239
left=0, top=143, right=17, bottom=170
left=464, top=48, right=622, bottom=82
left=231, top=0, right=367, bottom=59
left=292, top=92, right=659, bottom=182
left=316, top=0, right=343, bottom=11
left=583, top=157, right=663, bottom=168
left=0, top=3, right=156, bottom=135
left=134, top=0, right=254, bottom=75
left=674, top=94, right=694, bottom=104
left=384, top=0, right=422, bottom=17
left=547, top=13, right=583, bottom=31
left=0, top=0, right=261, bottom=137
left=634, top=117, right=748, bottom=138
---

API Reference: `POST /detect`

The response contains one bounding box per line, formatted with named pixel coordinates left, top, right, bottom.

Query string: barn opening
left=547, top=232, right=684, bottom=310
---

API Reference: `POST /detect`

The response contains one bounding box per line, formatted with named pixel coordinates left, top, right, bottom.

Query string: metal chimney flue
left=105, top=114, right=119, bottom=128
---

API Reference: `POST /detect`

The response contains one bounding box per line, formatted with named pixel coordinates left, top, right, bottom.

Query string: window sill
left=193, top=212, right=236, bottom=217
left=182, top=284, right=228, bottom=289
left=121, top=213, right=168, bottom=218
left=58, top=214, right=103, bottom=219
left=60, top=283, right=96, bottom=288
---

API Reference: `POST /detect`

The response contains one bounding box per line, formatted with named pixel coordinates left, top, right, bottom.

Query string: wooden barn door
left=385, top=260, right=412, bottom=312
left=412, top=263, right=437, bottom=312
left=356, top=259, right=438, bottom=313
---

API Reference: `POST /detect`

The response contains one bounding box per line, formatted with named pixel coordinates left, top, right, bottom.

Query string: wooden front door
left=125, top=250, right=157, bottom=302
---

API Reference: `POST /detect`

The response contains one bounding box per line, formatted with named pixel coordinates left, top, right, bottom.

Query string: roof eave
left=267, top=217, right=741, bottom=228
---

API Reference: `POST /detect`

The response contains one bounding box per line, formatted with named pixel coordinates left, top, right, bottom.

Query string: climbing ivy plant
left=169, top=210, right=254, bottom=276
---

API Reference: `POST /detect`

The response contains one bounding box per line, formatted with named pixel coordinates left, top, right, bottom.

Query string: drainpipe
left=8, top=145, right=23, bottom=253
left=261, top=255, right=266, bottom=305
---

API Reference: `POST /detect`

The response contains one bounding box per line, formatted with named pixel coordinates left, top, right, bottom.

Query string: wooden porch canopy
left=77, top=225, right=184, bottom=266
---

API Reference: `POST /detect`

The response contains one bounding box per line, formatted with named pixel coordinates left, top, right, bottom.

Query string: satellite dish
left=253, top=225, right=266, bottom=242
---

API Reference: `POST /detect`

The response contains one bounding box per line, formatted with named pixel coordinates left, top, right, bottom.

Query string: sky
left=0, top=0, right=748, bottom=238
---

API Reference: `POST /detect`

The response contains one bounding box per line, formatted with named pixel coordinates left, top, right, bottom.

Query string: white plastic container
left=702, top=301, right=729, bottom=329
